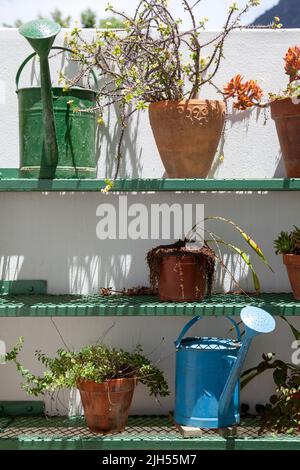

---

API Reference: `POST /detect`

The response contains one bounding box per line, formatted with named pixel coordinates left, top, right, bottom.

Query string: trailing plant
left=274, top=226, right=300, bottom=255
left=241, top=318, right=300, bottom=434
left=224, top=45, right=300, bottom=110
left=147, top=216, right=272, bottom=295
left=5, top=339, right=169, bottom=398
left=63, top=0, right=262, bottom=181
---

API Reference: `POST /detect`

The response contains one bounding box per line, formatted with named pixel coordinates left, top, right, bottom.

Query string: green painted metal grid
left=0, top=170, right=300, bottom=192
left=0, top=416, right=299, bottom=450
left=0, top=293, right=299, bottom=317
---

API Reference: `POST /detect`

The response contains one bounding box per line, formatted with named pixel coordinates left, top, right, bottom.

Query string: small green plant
left=274, top=226, right=300, bottom=255
left=5, top=340, right=169, bottom=398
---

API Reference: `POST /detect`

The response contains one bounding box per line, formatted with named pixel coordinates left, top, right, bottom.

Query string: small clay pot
left=149, top=99, right=225, bottom=178
left=77, top=378, right=136, bottom=434
left=283, top=254, right=300, bottom=300
left=271, top=99, right=300, bottom=177
left=158, top=254, right=206, bottom=302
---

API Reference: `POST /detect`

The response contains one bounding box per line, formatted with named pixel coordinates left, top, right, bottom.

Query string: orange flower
left=284, top=46, right=300, bottom=82
left=223, top=74, right=243, bottom=98
left=223, top=75, right=263, bottom=110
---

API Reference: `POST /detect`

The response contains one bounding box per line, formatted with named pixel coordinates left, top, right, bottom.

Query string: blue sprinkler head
left=241, top=306, right=276, bottom=337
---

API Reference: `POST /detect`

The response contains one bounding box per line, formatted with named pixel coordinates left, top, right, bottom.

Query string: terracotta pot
left=149, top=100, right=225, bottom=178
left=271, top=99, right=300, bottom=177
left=77, top=378, right=136, bottom=434
left=283, top=254, right=300, bottom=300
left=158, top=254, right=206, bottom=302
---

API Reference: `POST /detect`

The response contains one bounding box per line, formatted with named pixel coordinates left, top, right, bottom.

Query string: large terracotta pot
left=283, top=254, right=300, bottom=300
left=149, top=100, right=225, bottom=178
left=271, top=98, right=300, bottom=177
left=158, top=254, right=206, bottom=302
left=77, top=378, right=136, bottom=434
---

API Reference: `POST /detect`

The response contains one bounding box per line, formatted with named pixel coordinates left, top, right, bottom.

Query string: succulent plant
left=274, top=227, right=300, bottom=255
left=291, top=225, right=300, bottom=251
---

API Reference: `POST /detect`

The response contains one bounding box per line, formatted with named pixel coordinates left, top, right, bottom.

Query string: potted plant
left=274, top=226, right=300, bottom=300
left=147, top=216, right=272, bottom=302
left=224, top=44, right=300, bottom=177
left=65, top=0, right=261, bottom=181
left=6, top=340, right=169, bottom=434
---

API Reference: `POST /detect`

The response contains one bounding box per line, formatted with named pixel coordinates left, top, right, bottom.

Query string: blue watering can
left=174, top=307, right=276, bottom=429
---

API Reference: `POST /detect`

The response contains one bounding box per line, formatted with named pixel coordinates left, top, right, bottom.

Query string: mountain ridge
left=253, top=0, right=300, bottom=28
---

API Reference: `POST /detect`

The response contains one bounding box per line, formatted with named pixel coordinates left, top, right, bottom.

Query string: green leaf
left=206, top=216, right=273, bottom=271
left=281, top=316, right=300, bottom=340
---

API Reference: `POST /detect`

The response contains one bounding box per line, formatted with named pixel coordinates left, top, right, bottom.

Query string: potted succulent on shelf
left=65, top=0, right=261, bottom=180
left=224, top=44, right=300, bottom=177
left=5, top=340, right=169, bottom=434
left=274, top=226, right=300, bottom=300
left=147, top=216, right=272, bottom=302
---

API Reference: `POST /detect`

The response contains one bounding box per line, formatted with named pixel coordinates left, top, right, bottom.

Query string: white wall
left=0, top=29, right=299, bottom=415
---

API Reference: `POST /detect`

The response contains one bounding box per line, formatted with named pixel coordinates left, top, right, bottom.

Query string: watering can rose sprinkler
left=174, top=307, right=276, bottom=429
left=19, top=19, right=61, bottom=178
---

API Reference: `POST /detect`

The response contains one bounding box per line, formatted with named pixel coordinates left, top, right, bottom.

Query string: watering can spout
left=218, top=307, right=276, bottom=427
left=19, top=19, right=61, bottom=178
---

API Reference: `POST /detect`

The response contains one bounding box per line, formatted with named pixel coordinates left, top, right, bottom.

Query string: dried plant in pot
left=274, top=226, right=300, bottom=300
left=224, top=44, right=300, bottom=177
left=147, top=216, right=272, bottom=302
left=64, top=0, right=262, bottom=182
left=5, top=341, right=169, bottom=434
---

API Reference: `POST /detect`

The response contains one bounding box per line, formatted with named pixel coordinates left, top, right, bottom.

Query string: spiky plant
left=291, top=226, right=300, bottom=252
left=274, top=227, right=300, bottom=255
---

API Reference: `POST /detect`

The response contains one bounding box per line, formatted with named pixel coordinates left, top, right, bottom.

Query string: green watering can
left=18, top=19, right=97, bottom=179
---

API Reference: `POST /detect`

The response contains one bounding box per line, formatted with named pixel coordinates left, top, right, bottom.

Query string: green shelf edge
left=0, top=170, right=300, bottom=192
left=0, top=416, right=299, bottom=451
left=0, top=293, right=299, bottom=317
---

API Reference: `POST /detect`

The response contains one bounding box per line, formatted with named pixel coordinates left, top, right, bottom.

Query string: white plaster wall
left=0, top=29, right=299, bottom=414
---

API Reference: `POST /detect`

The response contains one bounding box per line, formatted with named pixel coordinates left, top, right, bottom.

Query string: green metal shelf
left=0, top=293, right=299, bottom=317
left=0, top=170, right=300, bottom=192
left=0, top=415, right=299, bottom=450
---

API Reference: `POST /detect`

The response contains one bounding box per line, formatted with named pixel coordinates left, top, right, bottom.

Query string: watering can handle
left=15, top=47, right=98, bottom=92
left=175, top=316, right=241, bottom=349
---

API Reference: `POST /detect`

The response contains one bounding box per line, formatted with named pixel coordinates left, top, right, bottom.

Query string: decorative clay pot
left=149, top=100, right=225, bottom=178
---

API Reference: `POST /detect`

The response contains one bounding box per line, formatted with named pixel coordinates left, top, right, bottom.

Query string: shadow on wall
left=98, top=103, right=144, bottom=179
left=208, top=105, right=286, bottom=178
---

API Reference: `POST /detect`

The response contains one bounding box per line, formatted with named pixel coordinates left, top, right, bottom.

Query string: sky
left=0, top=0, right=279, bottom=28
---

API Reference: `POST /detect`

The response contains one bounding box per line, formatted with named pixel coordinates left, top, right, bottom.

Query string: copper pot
left=271, top=98, right=300, bottom=177
left=158, top=254, right=206, bottom=302
left=149, top=100, right=225, bottom=178
left=77, top=378, right=136, bottom=434
left=283, top=254, right=300, bottom=300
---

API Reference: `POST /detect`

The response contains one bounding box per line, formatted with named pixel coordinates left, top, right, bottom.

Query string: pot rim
left=77, top=377, right=137, bottom=388
left=149, top=98, right=225, bottom=106
left=283, top=253, right=300, bottom=266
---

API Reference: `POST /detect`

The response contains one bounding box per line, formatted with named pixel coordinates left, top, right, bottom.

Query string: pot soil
left=77, top=378, right=136, bottom=434
left=149, top=100, right=225, bottom=178
left=147, top=241, right=215, bottom=302
left=271, top=98, right=300, bottom=177
left=283, top=254, right=300, bottom=300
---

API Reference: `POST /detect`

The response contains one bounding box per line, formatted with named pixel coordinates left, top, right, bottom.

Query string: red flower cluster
left=223, top=74, right=263, bottom=110
left=284, top=46, right=300, bottom=83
